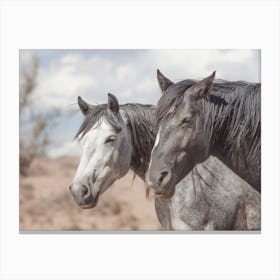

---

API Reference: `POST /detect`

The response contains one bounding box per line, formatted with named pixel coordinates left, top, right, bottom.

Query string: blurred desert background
left=20, top=156, right=161, bottom=231
left=19, top=50, right=260, bottom=231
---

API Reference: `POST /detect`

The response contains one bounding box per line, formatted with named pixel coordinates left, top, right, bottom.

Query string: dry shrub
left=19, top=55, right=61, bottom=176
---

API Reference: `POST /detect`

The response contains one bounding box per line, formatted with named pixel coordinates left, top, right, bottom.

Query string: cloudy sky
left=19, top=49, right=261, bottom=157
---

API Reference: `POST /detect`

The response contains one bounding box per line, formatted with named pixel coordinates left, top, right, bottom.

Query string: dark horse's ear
left=189, top=71, right=216, bottom=101
left=107, top=93, right=119, bottom=115
left=78, top=96, right=90, bottom=115
left=157, top=69, right=174, bottom=93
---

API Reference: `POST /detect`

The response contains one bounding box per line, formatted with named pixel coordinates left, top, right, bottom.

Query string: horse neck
left=126, top=129, right=150, bottom=180
left=120, top=106, right=155, bottom=181
left=212, top=137, right=261, bottom=192
left=207, top=87, right=261, bottom=192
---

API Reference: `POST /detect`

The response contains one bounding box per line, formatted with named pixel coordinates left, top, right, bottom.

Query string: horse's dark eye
left=181, top=116, right=192, bottom=125
left=104, top=136, right=116, bottom=144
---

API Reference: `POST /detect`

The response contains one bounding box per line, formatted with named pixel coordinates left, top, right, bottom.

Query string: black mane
left=121, top=104, right=156, bottom=174
left=205, top=81, right=261, bottom=160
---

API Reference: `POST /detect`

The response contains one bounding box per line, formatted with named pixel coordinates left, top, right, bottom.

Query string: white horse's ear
left=78, top=96, right=90, bottom=115
left=188, top=71, right=216, bottom=100
left=107, top=93, right=119, bottom=115
left=157, top=69, right=174, bottom=93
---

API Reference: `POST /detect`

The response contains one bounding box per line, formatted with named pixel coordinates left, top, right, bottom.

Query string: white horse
left=69, top=93, right=260, bottom=230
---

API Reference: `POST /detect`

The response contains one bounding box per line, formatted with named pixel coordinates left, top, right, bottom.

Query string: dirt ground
left=19, top=156, right=162, bottom=231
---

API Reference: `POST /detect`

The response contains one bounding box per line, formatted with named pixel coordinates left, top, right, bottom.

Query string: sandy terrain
left=19, top=156, right=162, bottom=231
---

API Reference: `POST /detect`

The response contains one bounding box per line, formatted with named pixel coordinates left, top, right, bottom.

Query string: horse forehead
left=80, top=121, right=114, bottom=144
left=173, top=102, right=192, bottom=121
left=164, top=112, right=183, bottom=128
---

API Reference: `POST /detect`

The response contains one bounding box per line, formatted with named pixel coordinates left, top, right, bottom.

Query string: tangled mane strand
left=204, top=81, right=261, bottom=160
left=121, top=104, right=156, bottom=175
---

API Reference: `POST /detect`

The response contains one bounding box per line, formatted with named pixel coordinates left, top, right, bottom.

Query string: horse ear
left=78, top=96, right=90, bottom=115
left=107, top=93, right=119, bottom=115
left=189, top=71, right=215, bottom=100
left=157, top=69, right=174, bottom=93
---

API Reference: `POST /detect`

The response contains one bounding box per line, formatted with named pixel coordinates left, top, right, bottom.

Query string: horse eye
left=181, top=116, right=192, bottom=125
left=104, top=136, right=116, bottom=144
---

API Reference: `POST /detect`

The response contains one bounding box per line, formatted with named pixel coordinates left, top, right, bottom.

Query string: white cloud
left=19, top=49, right=261, bottom=157
left=148, top=49, right=260, bottom=82
left=47, top=140, right=80, bottom=158
left=21, top=49, right=261, bottom=108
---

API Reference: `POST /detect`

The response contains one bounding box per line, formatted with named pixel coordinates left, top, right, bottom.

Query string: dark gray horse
left=147, top=70, right=261, bottom=197
left=69, top=93, right=260, bottom=230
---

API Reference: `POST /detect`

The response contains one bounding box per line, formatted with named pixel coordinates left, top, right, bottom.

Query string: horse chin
left=76, top=189, right=100, bottom=209
left=80, top=203, right=97, bottom=209
left=154, top=177, right=176, bottom=199
left=79, top=195, right=99, bottom=209
left=155, top=187, right=175, bottom=199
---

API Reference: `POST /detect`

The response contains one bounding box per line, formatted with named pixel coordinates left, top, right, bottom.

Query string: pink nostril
left=81, top=185, right=89, bottom=197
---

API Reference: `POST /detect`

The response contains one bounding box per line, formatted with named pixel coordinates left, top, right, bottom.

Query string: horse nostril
left=81, top=185, right=89, bottom=197
left=69, top=185, right=72, bottom=191
left=158, top=171, right=168, bottom=185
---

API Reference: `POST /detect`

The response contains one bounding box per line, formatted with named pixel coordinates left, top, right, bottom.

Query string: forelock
left=155, top=79, right=196, bottom=126
left=75, top=105, right=121, bottom=140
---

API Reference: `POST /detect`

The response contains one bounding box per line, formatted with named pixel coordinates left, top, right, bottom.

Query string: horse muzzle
left=145, top=168, right=174, bottom=197
left=69, top=184, right=100, bottom=208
